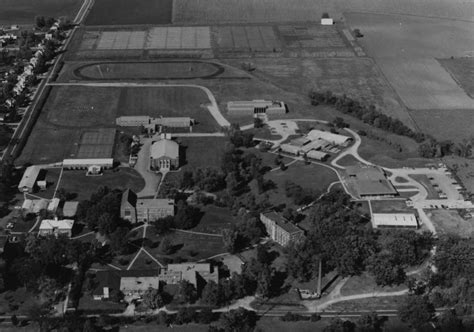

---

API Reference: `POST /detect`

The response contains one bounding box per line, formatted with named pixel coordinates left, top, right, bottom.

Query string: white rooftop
left=39, top=218, right=74, bottom=231
left=372, top=213, right=418, bottom=228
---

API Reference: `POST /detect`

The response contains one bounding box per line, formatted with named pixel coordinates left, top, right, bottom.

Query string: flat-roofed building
left=18, top=165, right=41, bottom=193
left=307, top=129, right=351, bottom=146
left=372, top=213, right=418, bottom=229
left=280, top=143, right=301, bottom=156
left=22, top=198, right=49, bottom=214
left=300, top=139, right=330, bottom=153
left=161, top=263, right=219, bottom=289
left=116, top=116, right=193, bottom=133
left=227, top=100, right=287, bottom=116
left=289, top=137, right=310, bottom=147
left=306, top=150, right=329, bottom=161
left=62, top=201, right=79, bottom=217
left=260, top=212, right=304, bottom=246
left=149, top=139, right=179, bottom=171
left=93, top=269, right=159, bottom=300
left=62, top=158, right=113, bottom=170
left=346, top=165, right=398, bottom=198
left=121, top=189, right=175, bottom=223
left=120, top=276, right=160, bottom=297
left=39, top=218, right=74, bottom=237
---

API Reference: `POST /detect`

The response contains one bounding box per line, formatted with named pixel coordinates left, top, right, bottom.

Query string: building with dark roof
left=120, top=189, right=174, bottom=223
left=260, top=212, right=304, bottom=246
left=346, top=165, right=398, bottom=198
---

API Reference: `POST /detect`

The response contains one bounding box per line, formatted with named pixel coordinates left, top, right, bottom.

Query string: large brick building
left=149, top=139, right=180, bottom=171
left=120, top=189, right=175, bottom=223
left=260, top=211, right=304, bottom=246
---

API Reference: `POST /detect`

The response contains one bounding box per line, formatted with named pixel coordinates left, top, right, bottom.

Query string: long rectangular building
left=372, top=213, right=418, bottom=229
left=63, top=158, right=114, bottom=170
left=227, top=100, right=287, bottom=116
left=260, top=212, right=304, bottom=246
left=18, top=165, right=41, bottom=193
left=307, top=129, right=352, bottom=146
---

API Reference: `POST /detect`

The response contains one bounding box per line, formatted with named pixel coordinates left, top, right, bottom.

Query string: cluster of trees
left=222, top=216, right=263, bottom=253
left=154, top=199, right=201, bottom=233
left=0, top=161, right=18, bottom=217
left=309, top=90, right=425, bottom=142
left=34, top=16, right=57, bottom=29
left=228, top=124, right=255, bottom=148
left=418, top=137, right=474, bottom=158
left=286, top=190, right=433, bottom=285
left=180, top=168, right=226, bottom=192
left=284, top=180, right=317, bottom=206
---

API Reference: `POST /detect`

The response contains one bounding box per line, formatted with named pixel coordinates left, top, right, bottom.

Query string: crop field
left=409, top=109, right=474, bottom=141
left=345, top=12, right=474, bottom=111
left=173, top=0, right=474, bottom=24
left=78, top=27, right=211, bottom=51
left=85, top=0, right=172, bottom=25
left=0, top=0, right=82, bottom=25
left=439, top=58, right=474, bottom=98
left=75, top=61, right=221, bottom=80
left=216, top=26, right=280, bottom=52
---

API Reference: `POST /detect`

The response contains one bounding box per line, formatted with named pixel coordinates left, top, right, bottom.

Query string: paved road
left=48, top=82, right=231, bottom=128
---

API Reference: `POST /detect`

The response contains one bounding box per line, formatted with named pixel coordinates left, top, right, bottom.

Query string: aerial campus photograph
left=0, top=0, right=472, bottom=331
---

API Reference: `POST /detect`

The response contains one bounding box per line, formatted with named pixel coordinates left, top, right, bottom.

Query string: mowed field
left=0, top=0, right=82, bottom=25
left=439, top=58, right=474, bottom=98
left=173, top=0, right=474, bottom=24
left=75, top=61, right=221, bottom=80
left=85, top=0, right=172, bottom=25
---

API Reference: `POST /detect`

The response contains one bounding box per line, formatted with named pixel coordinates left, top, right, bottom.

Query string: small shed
left=63, top=201, right=79, bottom=218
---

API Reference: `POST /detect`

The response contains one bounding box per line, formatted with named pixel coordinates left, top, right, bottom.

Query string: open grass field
left=326, top=295, right=408, bottom=311
left=341, top=272, right=407, bottom=297
left=191, top=206, right=239, bottom=235
left=427, top=209, right=474, bottom=238
left=370, top=200, right=414, bottom=214
left=76, top=61, right=221, bottom=80
left=439, top=58, right=474, bottom=98
left=409, top=109, right=474, bottom=141
left=228, top=57, right=414, bottom=127
left=85, top=0, right=172, bottom=25
left=345, top=12, right=474, bottom=111
left=444, top=156, right=474, bottom=194
left=0, top=0, right=82, bottom=25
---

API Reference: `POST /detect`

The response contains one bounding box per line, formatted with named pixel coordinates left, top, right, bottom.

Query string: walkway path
left=48, top=82, right=231, bottom=127
left=331, top=127, right=372, bottom=169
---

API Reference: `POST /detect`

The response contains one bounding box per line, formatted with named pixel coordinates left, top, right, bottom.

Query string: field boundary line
left=172, top=228, right=223, bottom=237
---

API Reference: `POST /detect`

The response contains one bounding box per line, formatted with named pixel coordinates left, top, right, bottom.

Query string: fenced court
left=96, top=31, right=147, bottom=50
left=216, top=26, right=280, bottom=52
left=279, top=25, right=347, bottom=49
left=76, top=128, right=115, bottom=159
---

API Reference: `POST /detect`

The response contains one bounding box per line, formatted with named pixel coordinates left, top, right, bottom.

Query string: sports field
left=85, top=0, right=172, bottom=25
left=216, top=26, right=280, bottom=52
left=76, top=128, right=115, bottom=159
left=0, top=0, right=82, bottom=25
left=345, top=12, right=474, bottom=111
left=75, top=61, right=221, bottom=80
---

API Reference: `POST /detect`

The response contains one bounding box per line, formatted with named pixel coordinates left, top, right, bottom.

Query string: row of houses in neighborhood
left=93, top=263, right=219, bottom=300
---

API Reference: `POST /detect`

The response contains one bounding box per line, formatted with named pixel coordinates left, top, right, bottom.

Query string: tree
left=175, top=280, right=197, bottom=304
left=398, top=295, right=434, bottom=329
left=35, top=16, right=46, bottom=28
left=159, top=236, right=174, bottom=255
left=201, top=281, right=222, bottom=306
left=254, top=117, right=264, bottom=128
left=323, top=318, right=355, bottom=332
left=157, top=311, right=169, bottom=325
left=176, top=307, right=196, bottom=324
left=142, top=288, right=164, bottom=310
left=109, top=289, right=124, bottom=303
left=11, top=315, right=18, bottom=326
left=215, top=307, right=257, bottom=332
left=82, top=319, right=98, bottom=332
left=367, top=252, right=406, bottom=286
left=154, top=216, right=174, bottom=234
left=97, top=213, right=117, bottom=236
left=174, top=200, right=200, bottom=229
left=256, top=265, right=273, bottom=298
left=108, top=227, right=130, bottom=255
left=199, top=307, right=214, bottom=324
left=356, top=312, right=384, bottom=332
left=436, top=310, right=464, bottom=332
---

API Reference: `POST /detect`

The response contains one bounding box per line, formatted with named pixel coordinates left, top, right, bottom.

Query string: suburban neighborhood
left=0, top=0, right=472, bottom=331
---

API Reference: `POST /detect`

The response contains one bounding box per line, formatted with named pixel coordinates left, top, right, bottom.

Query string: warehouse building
left=346, top=165, right=398, bottom=198
left=149, top=139, right=179, bottom=171
left=280, top=143, right=301, bottom=156
left=371, top=213, right=418, bottom=229
left=62, top=158, right=114, bottom=170
left=260, top=212, right=304, bottom=247
left=18, top=165, right=41, bottom=193
left=227, top=100, right=287, bottom=116
left=120, top=189, right=175, bottom=223
left=306, top=150, right=329, bottom=161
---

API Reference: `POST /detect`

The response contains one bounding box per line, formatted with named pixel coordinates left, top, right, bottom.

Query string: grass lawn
left=340, top=272, right=407, bottom=297
left=127, top=249, right=163, bottom=270
left=57, top=167, right=145, bottom=201
left=326, top=295, right=408, bottom=311
left=145, top=228, right=226, bottom=262
left=264, top=161, right=339, bottom=207
left=179, top=137, right=228, bottom=170
left=248, top=126, right=282, bottom=141
left=85, top=0, right=172, bottom=25
left=408, top=174, right=439, bottom=199
left=438, top=58, right=474, bottom=98
left=335, top=154, right=360, bottom=167
left=0, top=0, right=82, bottom=25
left=398, top=191, right=420, bottom=198
left=0, top=288, right=36, bottom=315
left=77, top=294, right=126, bottom=314
left=394, top=176, right=409, bottom=183
left=191, top=205, right=239, bottom=234
left=444, top=156, right=474, bottom=194
left=427, top=209, right=474, bottom=237
left=370, top=200, right=414, bottom=214
left=117, top=87, right=219, bottom=132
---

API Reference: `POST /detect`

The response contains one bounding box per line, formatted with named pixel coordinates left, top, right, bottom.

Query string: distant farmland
left=0, top=0, right=82, bottom=25
left=85, top=0, right=172, bottom=25
left=439, top=58, right=474, bottom=98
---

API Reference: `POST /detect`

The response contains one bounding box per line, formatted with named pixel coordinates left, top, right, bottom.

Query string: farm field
left=173, top=0, right=474, bottom=24
left=409, top=109, right=474, bottom=141
left=75, top=61, right=222, bottom=80
left=0, top=0, right=82, bottom=25
left=427, top=209, right=474, bottom=237
left=85, top=0, right=172, bottom=25
left=345, top=12, right=474, bottom=111
left=439, top=58, right=474, bottom=98
left=226, top=57, right=414, bottom=128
